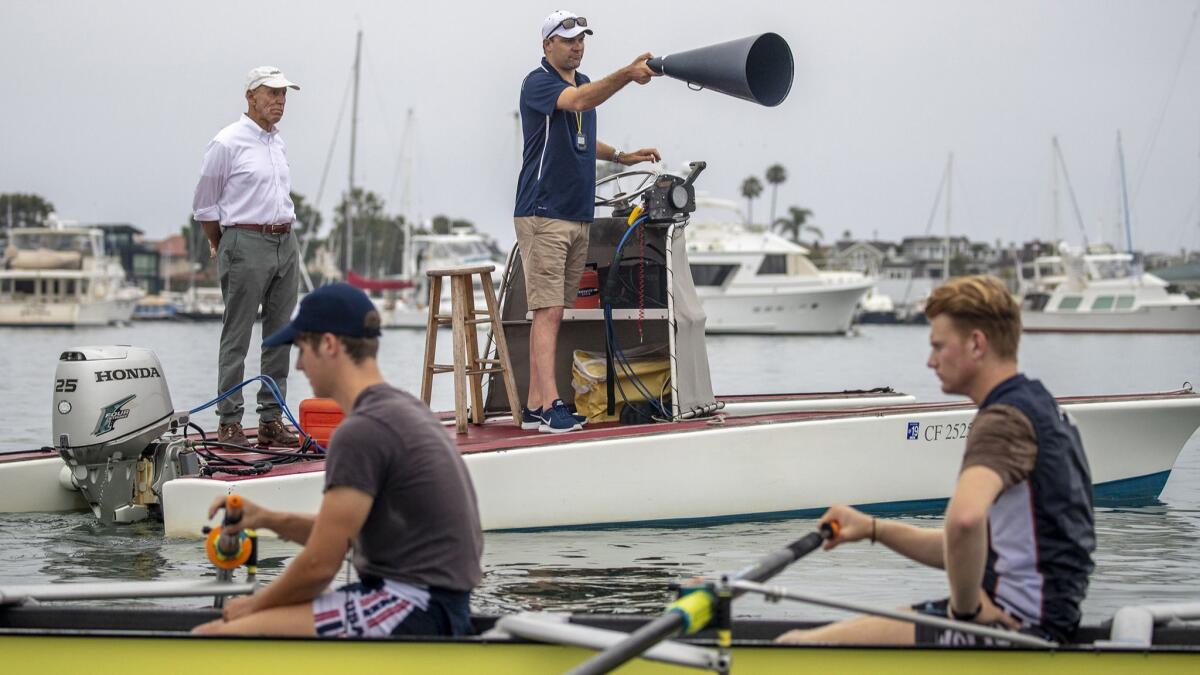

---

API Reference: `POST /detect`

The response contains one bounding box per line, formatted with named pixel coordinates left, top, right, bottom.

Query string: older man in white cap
left=192, top=66, right=303, bottom=448
left=514, top=11, right=662, bottom=433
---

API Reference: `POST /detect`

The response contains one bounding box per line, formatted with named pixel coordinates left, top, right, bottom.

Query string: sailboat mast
left=345, top=29, right=362, bottom=275
left=943, top=153, right=953, bottom=281
left=1052, top=137, right=1090, bottom=248
left=1050, top=140, right=1060, bottom=242
left=397, top=108, right=415, bottom=278
left=1117, top=131, right=1134, bottom=254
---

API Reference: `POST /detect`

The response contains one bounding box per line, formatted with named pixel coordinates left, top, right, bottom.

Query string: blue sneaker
left=539, top=399, right=582, bottom=434
left=521, top=406, right=543, bottom=431
left=523, top=405, right=586, bottom=429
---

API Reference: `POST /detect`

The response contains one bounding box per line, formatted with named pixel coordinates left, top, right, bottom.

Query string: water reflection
left=38, top=518, right=169, bottom=582
left=478, top=564, right=679, bottom=615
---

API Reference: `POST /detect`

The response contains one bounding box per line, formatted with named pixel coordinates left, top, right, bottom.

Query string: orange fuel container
left=299, top=398, right=344, bottom=446
left=575, top=264, right=600, bottom=309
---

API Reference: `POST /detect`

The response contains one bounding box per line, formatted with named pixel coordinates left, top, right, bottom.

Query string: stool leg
left=450, top=276, right=470, bottom=434
left=480, top=270, right=522, bottom=427
left=420, top=275, right=443, bottom=405
left=464, top=276, right=486, bottom=425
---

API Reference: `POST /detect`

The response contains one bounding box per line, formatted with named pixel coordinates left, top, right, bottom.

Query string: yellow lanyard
left=574, top=111, right=582, bottom=134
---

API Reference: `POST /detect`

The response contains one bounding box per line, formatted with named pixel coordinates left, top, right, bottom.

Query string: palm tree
left=773, top=206, right=822, bottom=246
left=765, top=164, right=787, bottom=226
left=740, top=176, right=764, bottom=224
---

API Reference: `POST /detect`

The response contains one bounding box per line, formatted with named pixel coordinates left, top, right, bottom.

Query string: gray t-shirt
left=324, top=383, right=483, bottom=591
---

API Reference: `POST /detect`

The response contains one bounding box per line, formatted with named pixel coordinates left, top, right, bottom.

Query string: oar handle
left=216, top=494, right=244, bottom=556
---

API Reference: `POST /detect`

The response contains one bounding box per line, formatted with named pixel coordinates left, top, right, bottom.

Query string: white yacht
left=685, top=202, right=873, bottom=334
left=1021, top=246, right=1200, bottom=333
left=0, top=226, right=137, bottom=327
left=362, top=230, right=508, bottom=329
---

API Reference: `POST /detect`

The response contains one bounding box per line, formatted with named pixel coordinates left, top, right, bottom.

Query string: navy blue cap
left=263, top=283, right=382, bottom=347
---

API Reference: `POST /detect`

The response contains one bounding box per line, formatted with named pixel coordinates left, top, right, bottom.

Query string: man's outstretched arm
left=207, top=494, right=317, bottom=544
left=820, top=504, right=946, bottom=568
left=556, top=53, right=658, bottom=112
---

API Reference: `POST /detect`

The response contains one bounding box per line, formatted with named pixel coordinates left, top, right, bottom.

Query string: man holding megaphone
left=513, top=10, right=661, bottom=434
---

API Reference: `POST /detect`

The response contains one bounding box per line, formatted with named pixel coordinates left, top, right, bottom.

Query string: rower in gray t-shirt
left=325, top=383, right=483, bottom=591
left=196, top=282, right=482, bottom=639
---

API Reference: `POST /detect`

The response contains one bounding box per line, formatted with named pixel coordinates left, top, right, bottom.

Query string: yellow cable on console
left=627, top=205, right=644, bottom=226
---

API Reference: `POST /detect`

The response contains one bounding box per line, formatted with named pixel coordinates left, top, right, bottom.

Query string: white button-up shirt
left=192, top=115, right=296, bottom=226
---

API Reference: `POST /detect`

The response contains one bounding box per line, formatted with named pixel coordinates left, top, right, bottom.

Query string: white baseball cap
left=244, top=66, right=300, bottom=92
left=541, top=10, right=593, bottom=40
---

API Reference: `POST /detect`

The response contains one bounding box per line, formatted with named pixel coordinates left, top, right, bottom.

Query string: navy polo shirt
left=514, top=58, right=597, bottom=223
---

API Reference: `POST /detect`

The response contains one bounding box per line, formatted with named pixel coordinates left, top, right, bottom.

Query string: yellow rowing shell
left=3, top=634, right=1196, bottom=674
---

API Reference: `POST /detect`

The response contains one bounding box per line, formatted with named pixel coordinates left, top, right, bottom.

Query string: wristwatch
left=613, top=148, right=624, bottom=164
left=949, top=602, right=982, bottom=622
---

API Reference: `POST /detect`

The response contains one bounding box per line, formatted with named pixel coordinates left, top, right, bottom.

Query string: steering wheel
left=594, top=169, right=660, bottom=208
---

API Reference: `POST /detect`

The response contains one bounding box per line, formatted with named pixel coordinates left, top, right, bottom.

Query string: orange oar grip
left=223, top=494, right=244, bottom=526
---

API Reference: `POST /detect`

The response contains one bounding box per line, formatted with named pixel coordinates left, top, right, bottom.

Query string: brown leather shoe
left=258, top=419, right=301, bottom=448
left=217, top=422, right=249, bottom=447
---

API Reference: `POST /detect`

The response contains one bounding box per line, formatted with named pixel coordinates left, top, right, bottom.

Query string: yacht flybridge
left=1, top=163, right=1198, bottom=538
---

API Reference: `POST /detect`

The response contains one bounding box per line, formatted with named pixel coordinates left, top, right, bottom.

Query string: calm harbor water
left=0, top=322, right=1197, bottom=623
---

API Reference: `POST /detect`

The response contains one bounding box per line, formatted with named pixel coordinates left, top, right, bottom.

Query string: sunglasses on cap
left=553, top=16, right=587, bottom=33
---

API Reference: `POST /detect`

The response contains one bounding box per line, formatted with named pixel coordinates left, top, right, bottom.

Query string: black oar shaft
left=733, top=531, right=825, bottom=587
left=567, top=613, right=685, bottom=675
left=569, top=527, right=830, bottom=675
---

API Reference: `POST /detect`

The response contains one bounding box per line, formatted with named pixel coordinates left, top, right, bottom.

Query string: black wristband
left=949, top=602, right=983, bottom=622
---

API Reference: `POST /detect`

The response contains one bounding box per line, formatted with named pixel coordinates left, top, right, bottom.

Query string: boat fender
left=57, top=464, right=77, bottom=492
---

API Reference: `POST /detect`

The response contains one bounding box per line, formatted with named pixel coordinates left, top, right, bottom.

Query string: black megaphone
left=646, top=33, right=794, bottom=107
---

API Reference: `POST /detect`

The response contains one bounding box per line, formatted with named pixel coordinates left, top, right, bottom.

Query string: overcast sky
left=2, top=1, right=1199, bottom=253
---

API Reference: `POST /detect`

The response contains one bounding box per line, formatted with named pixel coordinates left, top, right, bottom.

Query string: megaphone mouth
left=648, top=32, right=795, bottom=108
left=745, top=33, right=793, bottom=107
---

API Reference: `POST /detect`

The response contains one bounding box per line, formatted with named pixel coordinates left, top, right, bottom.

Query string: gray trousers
left=216, top=228, right=299, bottom=425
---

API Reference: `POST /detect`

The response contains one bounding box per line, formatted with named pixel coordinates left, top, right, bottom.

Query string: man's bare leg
left=192, top=603, right=316, bottom=636
left=526, top=319, right=541, bottom=410
left=775, top=614, right=916, bottom=645
left=529, top=306, right=564, bottom=411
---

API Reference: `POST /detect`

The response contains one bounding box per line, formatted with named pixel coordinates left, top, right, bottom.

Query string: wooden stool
left=420, top=265, right=521, bottom=434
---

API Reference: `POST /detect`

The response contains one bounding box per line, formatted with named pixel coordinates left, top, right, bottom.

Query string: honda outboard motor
left=52, top=346, right=195, bottom=523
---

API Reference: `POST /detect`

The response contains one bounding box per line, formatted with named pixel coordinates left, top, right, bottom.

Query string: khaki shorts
left=514, top=216, right=590, bottom=311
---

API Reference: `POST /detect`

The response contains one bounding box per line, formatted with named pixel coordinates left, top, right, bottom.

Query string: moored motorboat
left=172, top=286, right=224, bottom=321
left=360, top=230, right=509, bottom=329
left=1021, top=247, right=1200, bottom=333
left=155, top=388, right=1200, bottom=537
left=685, top=199, right=874, bottom=334
left=0, top=224, right=138, bottom=327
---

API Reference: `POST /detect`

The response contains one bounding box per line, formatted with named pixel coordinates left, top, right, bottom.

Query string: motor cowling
left=52, top=346, right=188, bottom=522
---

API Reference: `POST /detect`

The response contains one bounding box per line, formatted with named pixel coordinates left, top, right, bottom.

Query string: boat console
left=485, top=161, right=720, bottom=421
